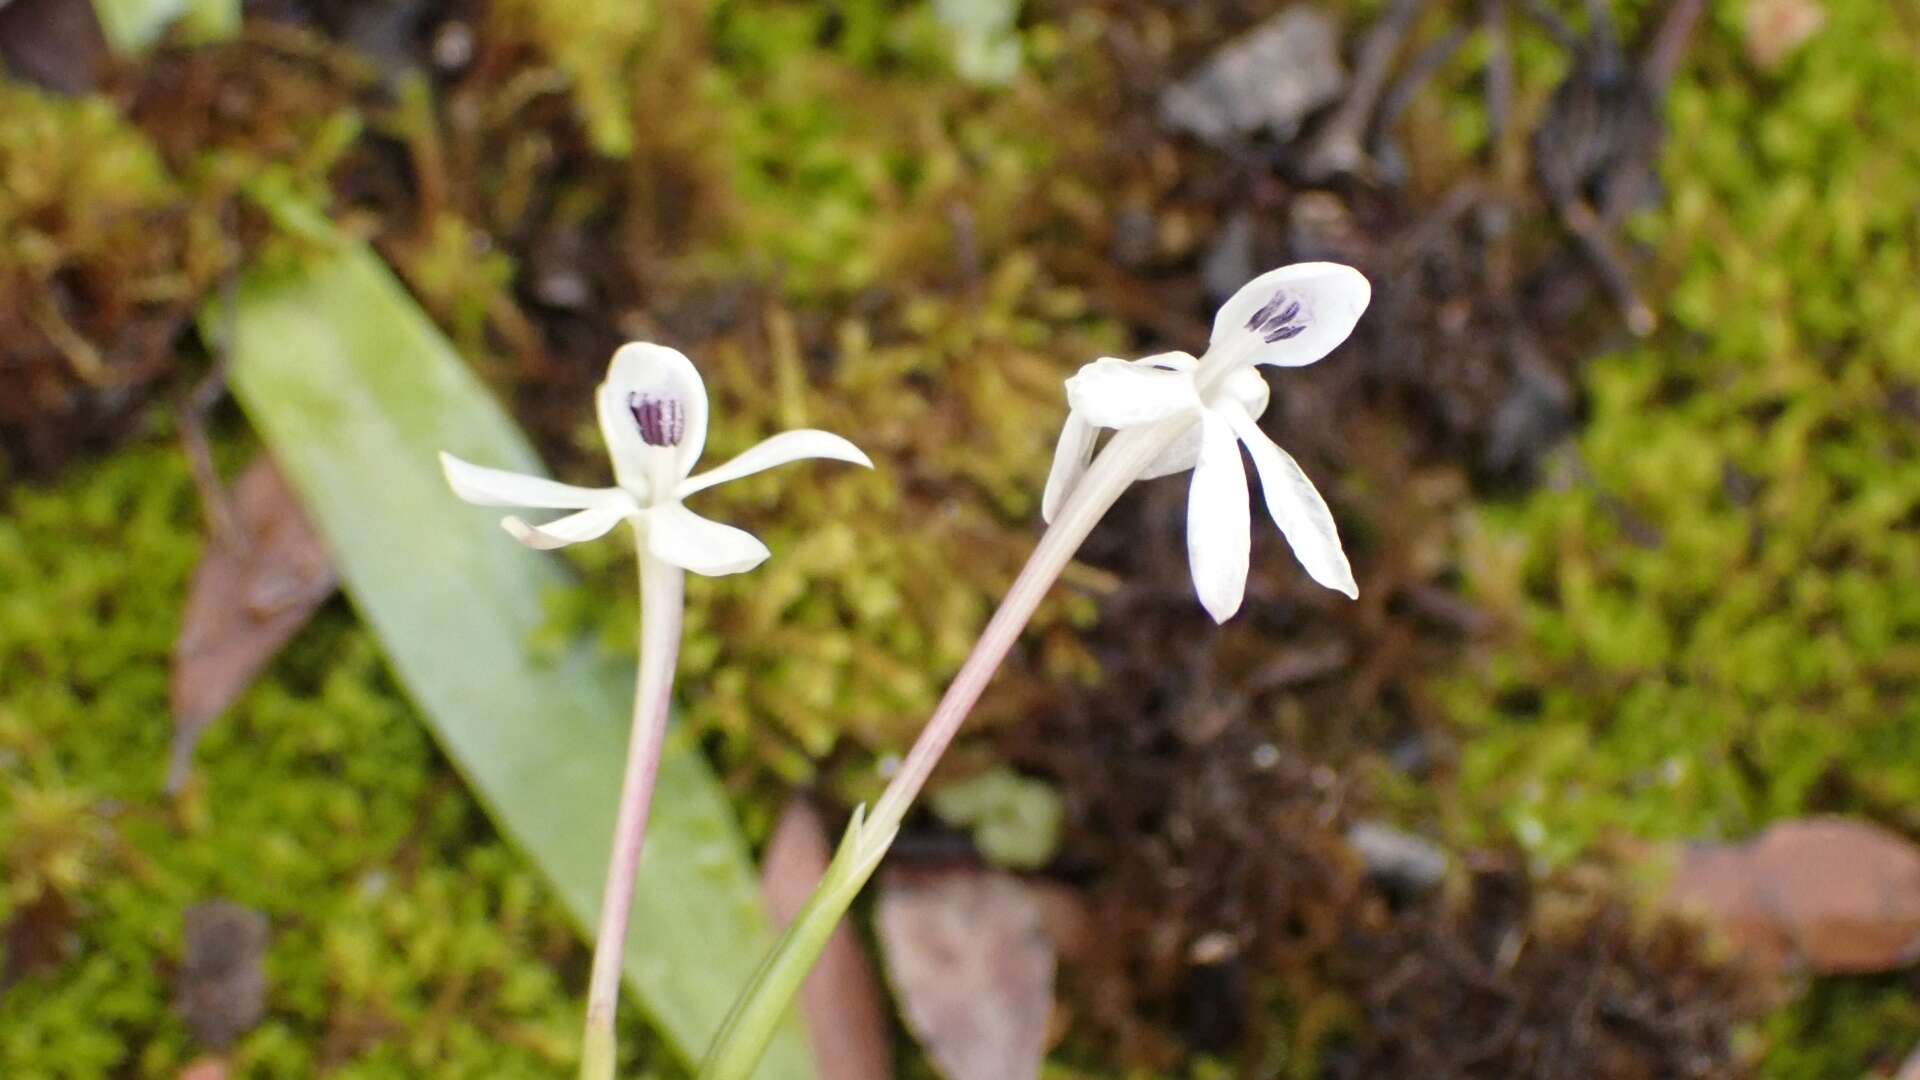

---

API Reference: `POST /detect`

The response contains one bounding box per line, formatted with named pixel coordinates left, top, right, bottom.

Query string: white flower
left=440, top=342, right=872, bottom=576
left=1041, top=262, right=1369, bottom=621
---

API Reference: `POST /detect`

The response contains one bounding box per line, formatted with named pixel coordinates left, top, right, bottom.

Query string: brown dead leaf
left=178, top=1057, right=230, bottom=1080
left=760, top=799, right=892, bottom=1080
left=877, top=863, right=1055, bottom=1080
left=177, top=901, right=269, bottom=1049
left=0, top=0, right=110, bottom=94
left=1668, top=817, right=1920, bottom=976
left=169, top=457, right=336, bottom=792
left=1744, top=0, right=1825, bottom=69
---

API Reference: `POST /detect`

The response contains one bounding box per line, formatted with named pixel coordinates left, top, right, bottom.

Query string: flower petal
left=644, top=503, right=771, bottom=576
left=1209, top=262, right=1371, bottom=368
left=1040, top=408, right=1097, bottom=523
left=1185, top=411, right=1252, bottom=623
left=440, top=451, right=622, bottom=508
left=1222, top=404, right=1358, bottom=598
left=501, top=502, right=630, bottom=550
left=1140, top=422, right=1201, bottom=480
left=596, top=342, right=711, bottom=491
left=677, top=429, right=873, bottom=498
left=1064, top=354, right=1202, bottom=429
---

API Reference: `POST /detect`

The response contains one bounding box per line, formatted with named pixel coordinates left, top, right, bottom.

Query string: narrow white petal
left=677, top=429, right=873, bottom=498
left=1185, top=411, right=1252, bottom=623
left=1209, top=262, right=1371, bottom=368
left=1040, top=409, right=1097, bottom=523
left=644, top=503, right=772, bottom=576
left=597, top=342, right=711, bottom=490
left=1223, top=404, right=1358, bottom=598
left=501, top=503, right=629, bottom=550
left=440, top=451, right=621, bottom=508
left=1064, top=356, right=1202, bottom=429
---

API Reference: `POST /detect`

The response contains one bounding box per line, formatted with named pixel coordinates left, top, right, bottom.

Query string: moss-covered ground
left=3, top=0, right=1918, bottom=1075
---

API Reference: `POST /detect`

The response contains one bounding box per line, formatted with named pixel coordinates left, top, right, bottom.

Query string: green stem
left=582, top=549, right=685, bottom=1080
left=698, top=417, right=1187, bottom=1080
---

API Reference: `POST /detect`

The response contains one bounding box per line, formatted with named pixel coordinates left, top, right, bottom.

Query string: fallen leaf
left=760, top=800, right=891, bottom=1080
left=1744, top=0, right=1825, bottom=70
left=178, top=1057, right=230, bottom=1080
left=168, top=457, right=337, bottom=791
left=1160, top=6, right=1346, bottom=145
left=1667, top=817, right=1920, bottom=975
left=177, top=901, right=269, bottom=1049
left=0, top=0, right=110, bottom=94
left=877, top=863, right=1055, bottom=1080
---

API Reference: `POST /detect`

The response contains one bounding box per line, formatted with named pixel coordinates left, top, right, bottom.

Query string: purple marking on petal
left=1246, top=289, right=1309, bottom=344
left=628, top=392, right=685, bottom=447
left=1245, top=291, right=1288, bottom=331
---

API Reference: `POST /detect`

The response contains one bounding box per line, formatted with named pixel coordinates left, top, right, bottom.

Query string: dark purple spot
left=628, top=392, right=685, bottom=447
left=1263, top=323, right=1306, bottom=343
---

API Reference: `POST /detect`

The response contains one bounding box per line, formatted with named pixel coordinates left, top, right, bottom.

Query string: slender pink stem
left=866, top=419, right=1183, bottom=837
left=581, top=550, right=685, bottom=1079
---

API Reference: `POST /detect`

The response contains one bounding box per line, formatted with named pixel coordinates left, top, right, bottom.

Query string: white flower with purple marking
left=1042, top=262, right=1369, bottom=621
left=440, top=342, right=871, bottom=575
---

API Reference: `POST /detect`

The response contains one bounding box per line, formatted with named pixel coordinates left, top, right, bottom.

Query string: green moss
left=1442, top=2, right=1920, bottom=1071
left=0, top=443, right=676, bottom=1077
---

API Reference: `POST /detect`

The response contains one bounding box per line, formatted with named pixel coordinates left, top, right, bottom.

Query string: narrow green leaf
left=220, top=232, right=812, bottom=1078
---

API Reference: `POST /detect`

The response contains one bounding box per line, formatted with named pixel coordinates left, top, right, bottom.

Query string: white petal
left=644, top=504, right=771, bottom=576
left=1140, top=422, right=1201, bottom=480
left=1185, top=411, right=1252, bottom=623
left=596, top=342, right=711, bottom=491
left=1209, top=262, right=1371, bottom=368
left=501, top=503, right=630, bottom=550
left=1217, top=365, right=1271, bottom=420
left=440, top=451, right=622, bottom=508
left=1223, top=404, right=1358, bottom=598
left=677, top=429, right=873, bottom=498
left=1064, top=355, right=1202, bottom=429
left=1040, top=409, right=1097, bottom=524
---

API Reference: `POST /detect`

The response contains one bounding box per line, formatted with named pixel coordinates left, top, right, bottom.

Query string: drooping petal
left=677, top=429, right=873, bottom=499
left=1222, top=404, right=1358, bottom=599
left=644, top=503, right=772, bottom=576
left=501, top=502, right=630, bottom=550
left=1040, top=409, right=1097, bottom=523
left=1185, top=411, right=1252, bottom=623
left=596, top=342, right=711, bottom=493
left=1064, top=354, right=1203, bottom=429
left=1209, top=262, right=1371, bottom=368
left=440, top=451, right=624, bottom=509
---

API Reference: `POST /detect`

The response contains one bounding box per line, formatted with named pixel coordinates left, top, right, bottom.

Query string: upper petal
left=1185, top=410, right=1252, bottom=623
left=677, top=429, right=873, bottom=499
left=644, top=503, right=772, bottom=576
left=440, top=451, right=624, bottom=508
left=1222, top=404, right=1358, bottom=598
left=501, top=502, right=631, bottom=550
left=1040, top=408, right=1097, bottom=524
left=1064, top=354, right=1203, bottom=429
left=596, top=342, right=711, bottom=491
left=1209, top=262, right=1370, bottom=368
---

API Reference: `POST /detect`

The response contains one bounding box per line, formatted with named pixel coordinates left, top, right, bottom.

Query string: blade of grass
left=218, top=225, right=812, bottom=1078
